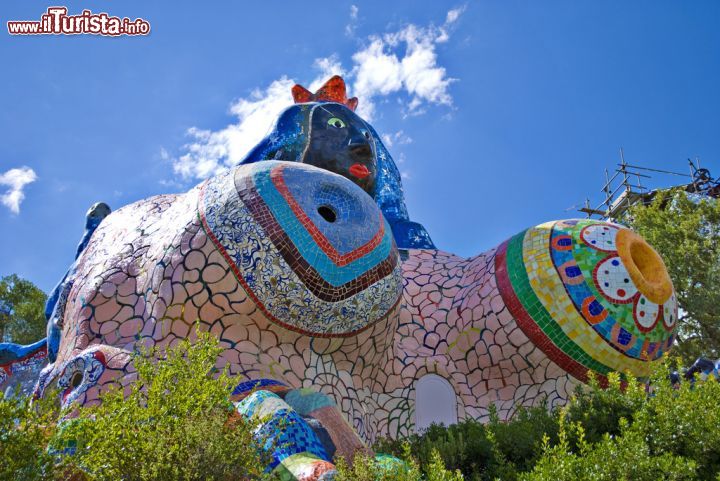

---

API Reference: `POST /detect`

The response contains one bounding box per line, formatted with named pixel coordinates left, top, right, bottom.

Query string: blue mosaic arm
left=0, top=338, right=46, bottom=366
left=0, top=338, right=47, bottom=394
left=367, top=124, right=436, bottom=249
left=46, top=203, right=111, bottom=363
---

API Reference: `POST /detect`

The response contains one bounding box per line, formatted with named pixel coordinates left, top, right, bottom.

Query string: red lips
left=349, top=163, right=370, bottom=179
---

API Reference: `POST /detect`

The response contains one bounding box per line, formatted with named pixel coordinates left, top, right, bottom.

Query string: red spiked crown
left=291, top=75, right=358, bottom=111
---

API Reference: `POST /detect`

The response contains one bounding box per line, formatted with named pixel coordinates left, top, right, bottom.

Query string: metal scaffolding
left=577, top=149, right=719, bottom=220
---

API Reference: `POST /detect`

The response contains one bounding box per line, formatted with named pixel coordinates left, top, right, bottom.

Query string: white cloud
left=350, top=15, right=460, bottom=118
left=311, top=55, right=346, bottom=88
left=172, top=77, right=295, bottom=180
left=438, top=5, right=466, bottom=42
left=446, top=6, right=465, bottom=25
left=346, top=5, right=359, bottom=36
left=170, top=7, right=463, bottom=181
left=381, top=130, right=413, bottom=148
left=0, top=166, right=37, bottom=214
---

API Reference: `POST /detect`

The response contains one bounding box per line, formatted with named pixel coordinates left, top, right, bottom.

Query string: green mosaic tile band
left=504, top=230, right=614, bottom=376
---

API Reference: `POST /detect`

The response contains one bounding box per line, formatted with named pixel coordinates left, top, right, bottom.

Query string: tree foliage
left=0, top=274, right=47, bottom=344
left=625, top=190, right=720, bottom=361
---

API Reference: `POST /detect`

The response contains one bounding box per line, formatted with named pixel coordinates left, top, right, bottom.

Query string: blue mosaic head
left=239, top=76, right=436, bottom=250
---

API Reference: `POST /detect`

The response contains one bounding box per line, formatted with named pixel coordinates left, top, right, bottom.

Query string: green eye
left=327, top=117, right=346, bottom=129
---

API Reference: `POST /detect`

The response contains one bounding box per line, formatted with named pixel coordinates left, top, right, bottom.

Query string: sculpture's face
left=303, top=103, right=377, bottom=195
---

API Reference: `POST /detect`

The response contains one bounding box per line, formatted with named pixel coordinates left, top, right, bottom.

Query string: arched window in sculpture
left=414, top=374, right=458, bottom=433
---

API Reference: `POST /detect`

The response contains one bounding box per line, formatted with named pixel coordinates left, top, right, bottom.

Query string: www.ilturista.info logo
left=7, top=7, right=150, bottom=36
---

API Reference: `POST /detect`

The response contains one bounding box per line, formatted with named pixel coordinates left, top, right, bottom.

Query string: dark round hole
left=317, top=205, right=337, bottom=223
left=70, top=372, right=83, bottom=389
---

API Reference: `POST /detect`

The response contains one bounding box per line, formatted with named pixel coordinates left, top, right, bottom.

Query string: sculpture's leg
left=236, top=390, right=336, bottom=481
left=284, top=388, right=369, bottom=464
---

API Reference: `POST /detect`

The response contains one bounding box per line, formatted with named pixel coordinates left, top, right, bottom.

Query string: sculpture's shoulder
left=92, top=190, right=195, bottom=241
left=400, top=249, right=469, bottom=274
left=73, top=189, right=202, bottom=284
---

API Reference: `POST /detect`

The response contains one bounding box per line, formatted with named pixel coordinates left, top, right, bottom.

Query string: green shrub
left=54, top=331, right=269, bottom=481
left=375, top=420, right=493, bottom=480
left=522, top=411, right=696, bottom=481
left=6, top=332, right=720, bottom=481
left=564, top=372, right=644, bottom=445
left=524, top=361, right=720, bottom=480
left=334, top=443, right=463, bottom=481
left=375, top=406, right=556, bottom=481
left=488, top=404, right=558, bottom=474
left=0, top=391, right=59, bottom=481
left=638, top=362, right=720, bottom=479
left=376, top=361, right=720, bottom=481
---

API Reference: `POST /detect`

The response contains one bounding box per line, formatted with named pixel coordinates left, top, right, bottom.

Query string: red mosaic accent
left=591, top=256, right=636, bottom=305
left=270, top=164, right=386, bottom=267
left=495, top=240, right=608, bottom=386
left=236, top=171, right=397, bottom=302
left=580, top=296, right=610, bottom=324
left=198, top=181, right=399, bottom=338
left=633, top=300, right=662, bottom=333
left=551, top=235, right=573, bottom=251
left=291, top=75, right=359, bottom=112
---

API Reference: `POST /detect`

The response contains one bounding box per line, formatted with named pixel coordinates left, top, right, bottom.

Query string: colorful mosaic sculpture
left=0, top=77, right=678, bottom=480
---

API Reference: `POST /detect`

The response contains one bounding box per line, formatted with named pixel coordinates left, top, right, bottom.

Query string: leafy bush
left=563, top=372, right=644, bottom=445
left=523, top=363, right=720, bottom=480
left=376, top=362, right=720, bottom=481
left=0, top=331, right=273, bottom=480
left=375, top=405, right=557, bottom=480
left=375, top=419, right=493, bottom=480
left=0, top=391, right=59, bottom=481
left=5, top=331, right=720, bottom=481
left=53, top=332, right=269, bottom=481
left=487, top=404, right=558, bottom=474
left=334, top=443, right=463, bottom=481
left=523, top=412, right=696, bottom=481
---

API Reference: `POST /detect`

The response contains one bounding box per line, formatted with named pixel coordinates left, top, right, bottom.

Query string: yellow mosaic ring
left=496, top=219, right=678, bottom=380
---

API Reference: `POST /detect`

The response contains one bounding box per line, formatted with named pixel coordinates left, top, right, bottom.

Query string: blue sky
left=1, top=1, right=718, bottom=293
